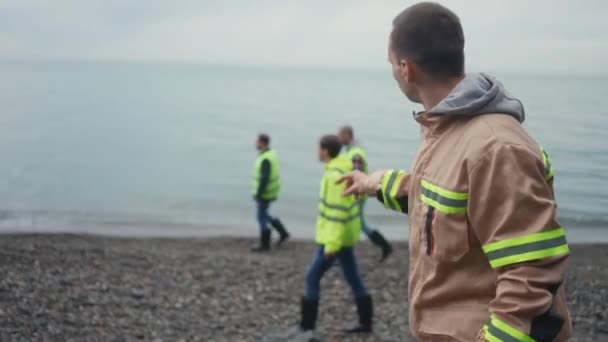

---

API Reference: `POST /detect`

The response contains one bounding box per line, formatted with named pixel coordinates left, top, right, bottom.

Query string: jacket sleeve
left=321, top=174, right=351, bottom=253
left=375, top=169, right=409, bottom=214
left=468, top=144, right=569, bottom=342
left=255, top=159, right=270, bottom=199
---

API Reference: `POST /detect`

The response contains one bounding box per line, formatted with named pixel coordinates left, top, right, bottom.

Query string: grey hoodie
left=427, top=73, right=525, bottom=123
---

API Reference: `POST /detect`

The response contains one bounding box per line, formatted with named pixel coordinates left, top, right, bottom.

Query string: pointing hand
left=337, top=170, right=387, bottom=197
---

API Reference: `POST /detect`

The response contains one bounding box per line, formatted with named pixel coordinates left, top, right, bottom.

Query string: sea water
left=1, top=61, right=607, bottom=242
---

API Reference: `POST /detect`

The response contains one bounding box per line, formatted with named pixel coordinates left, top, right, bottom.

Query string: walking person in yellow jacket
left=251, top=133, right=290, bottom=252
left=265, top=135, right=372, bottom=341
left=338, top=3, right=570, bottom=341
left=338, top=125, right=393, bottom=261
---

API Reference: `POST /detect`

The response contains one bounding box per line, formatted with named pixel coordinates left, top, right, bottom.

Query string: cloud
left=1, top=0, right=607, bottom=73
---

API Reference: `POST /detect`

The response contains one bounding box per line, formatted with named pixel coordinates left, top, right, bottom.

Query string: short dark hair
left=258, top=133, right=270, bottom=145
left=391, top=2, right=465, bottom=79
left=340, top=125, right=354, bottom=138
left=320, top=135, right=342, bottom=158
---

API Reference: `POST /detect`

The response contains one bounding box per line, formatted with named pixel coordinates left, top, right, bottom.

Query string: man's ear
left=401, top=59, right=413, bottom=83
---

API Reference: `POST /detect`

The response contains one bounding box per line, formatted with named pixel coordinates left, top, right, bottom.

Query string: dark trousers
left=256, top=200, right=276, bottom=233
left=359, top=199, right=375, bottom=236
left=305, top=245, right=368, bottom=301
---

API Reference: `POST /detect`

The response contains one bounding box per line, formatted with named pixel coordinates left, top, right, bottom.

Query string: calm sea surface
left=1, top=61, right=607, bottom=241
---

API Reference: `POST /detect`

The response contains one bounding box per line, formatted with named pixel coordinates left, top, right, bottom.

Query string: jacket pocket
left=424, top=206, right=435, bottom=256
left=417, top=306, right=488, bottom=342
left=420, top=179, right=470, bottom=262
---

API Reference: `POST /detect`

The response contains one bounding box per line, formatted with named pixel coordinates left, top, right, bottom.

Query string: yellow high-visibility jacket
left=252, top=149, right=280, bottom=200
left=315, top=156, right=361, bottom=253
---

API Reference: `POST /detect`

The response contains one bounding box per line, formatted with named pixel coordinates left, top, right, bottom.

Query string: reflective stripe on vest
left=420, top=179, right=468, bottom=214
left=482, top=227, right=569, bottom=269
left=252, top=150, right=280, bottom=199
left=318, top=167, right=360, bottom=223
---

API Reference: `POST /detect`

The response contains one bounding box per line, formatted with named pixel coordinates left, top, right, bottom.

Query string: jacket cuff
left=482, top=315, right=534, bottom=342
left=379, top=170, right=407, bottom=212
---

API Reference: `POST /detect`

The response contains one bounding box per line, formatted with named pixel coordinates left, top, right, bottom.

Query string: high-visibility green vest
left=345, top=145, right=368, bottom=174
left=252, top=149, right=281, bottom=200
left=315, top=156, right=361, bottom=253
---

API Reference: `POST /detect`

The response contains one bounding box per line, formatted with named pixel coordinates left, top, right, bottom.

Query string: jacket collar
left=325, top=156, right=349, bottom=173
left=414, top=111, right=458, bottom=137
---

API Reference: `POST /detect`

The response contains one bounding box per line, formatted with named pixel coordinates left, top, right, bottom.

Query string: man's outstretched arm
left=338, top=169, right=410, bottom=214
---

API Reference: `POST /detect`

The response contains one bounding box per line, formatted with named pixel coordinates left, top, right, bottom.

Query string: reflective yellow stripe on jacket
left=482, top=227, right=569, bottom=269
left=319, top=198, right=359, bottom=222
left=420, top=179, right=468, bottom=214
left=483, top=315, right=535, bottom=342
left=540, top=146, right=554, bottom=181
left=379, top=169, right=407, bottom=212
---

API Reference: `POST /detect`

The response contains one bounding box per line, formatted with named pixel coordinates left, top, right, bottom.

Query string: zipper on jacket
left=425, top=206, right=435, bottom=255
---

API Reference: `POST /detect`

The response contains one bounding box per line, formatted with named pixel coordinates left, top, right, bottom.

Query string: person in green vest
left=264, top=134, right=372, bottom=341
left=251, top=133, right=290, bottom=252
left=338, top=125, right=393, bottom=261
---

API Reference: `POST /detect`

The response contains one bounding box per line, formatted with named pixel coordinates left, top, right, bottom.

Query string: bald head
left=338, top=125, right=354, bottom=145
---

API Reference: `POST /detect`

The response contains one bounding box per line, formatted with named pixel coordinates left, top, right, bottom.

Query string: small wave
left=1, top=209, right=607, bottom=238
left=558, top=214, right=608, bottom=229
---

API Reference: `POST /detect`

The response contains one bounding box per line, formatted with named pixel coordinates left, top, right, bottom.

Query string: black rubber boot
left=270, top=218, right=290, bottom=247
left=300, top=297, right=319, bottom=331
left=345, top=295, right=373, bottom=333
left=251, top=230, right=271, bottom=252
left=368, top=230, right=393, bottom=262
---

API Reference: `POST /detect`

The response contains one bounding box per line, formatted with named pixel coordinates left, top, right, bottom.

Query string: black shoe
left=270, top=218, right=290, bottom=247
left=251, top=230, right=271, bottom=252
left=344, top=295, right=373, bottom=334
left=300, top=297, right=319, bottom=331
left=368, top=230, right=393, bottom=262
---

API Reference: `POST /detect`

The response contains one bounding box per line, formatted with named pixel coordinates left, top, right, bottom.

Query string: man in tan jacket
left=338, top=2, right=571, bottom=341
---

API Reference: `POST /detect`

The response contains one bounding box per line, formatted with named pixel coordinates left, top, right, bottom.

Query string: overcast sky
left=1, top=0, right=607, bottom=73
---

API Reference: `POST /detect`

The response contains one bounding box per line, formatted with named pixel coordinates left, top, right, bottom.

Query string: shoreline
left=0, top=233, right=607, bottom=341
left=1, top=225, right=608, bottom=244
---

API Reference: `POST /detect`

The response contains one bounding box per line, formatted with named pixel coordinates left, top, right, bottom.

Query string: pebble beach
left=0, top=234, right=606, bottom=341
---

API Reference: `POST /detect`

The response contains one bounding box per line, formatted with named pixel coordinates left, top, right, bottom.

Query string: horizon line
left=1, top=57, right=607, bottom=78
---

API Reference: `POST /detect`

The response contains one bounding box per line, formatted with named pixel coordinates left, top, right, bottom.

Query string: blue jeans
left=359, top=199, right=375, bottom=236
left=304, top=245, right=368, bottom=301
left=256, top=200, right=275, bottom=233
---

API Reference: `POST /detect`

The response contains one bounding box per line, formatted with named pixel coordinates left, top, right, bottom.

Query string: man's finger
left=336, top=174, right=352, bottom=185
left=342, top=185, right=357, bottom=196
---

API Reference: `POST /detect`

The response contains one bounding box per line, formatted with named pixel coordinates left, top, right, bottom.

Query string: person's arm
left=255, top=159, right=270, bottom=200
left=376, top=169, right=409, bottom=214
left=468, top=144, right=569, bottom=342
left=338, top=169, right=410, bottom=214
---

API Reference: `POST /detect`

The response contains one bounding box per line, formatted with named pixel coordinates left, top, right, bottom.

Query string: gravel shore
left=0, top=234, right=606, bottom=341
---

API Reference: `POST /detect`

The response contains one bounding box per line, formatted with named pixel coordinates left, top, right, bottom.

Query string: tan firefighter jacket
left=376, top=73, right=571, bottom=341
